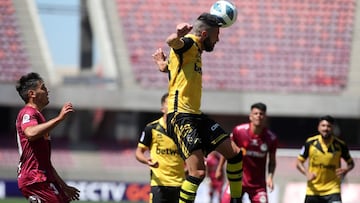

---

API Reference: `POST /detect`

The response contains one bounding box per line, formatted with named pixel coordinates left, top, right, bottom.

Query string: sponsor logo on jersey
left=194, top=65, right=202, bottom=74
left=246, top=150, right=266, bottom=158
left=156, top=146, right=178, bottom=156
left=311, top=162, right=336, bottom=170
left=260, top=143, right=268, bottom=152
left=211, top=123, right=220, bottom=131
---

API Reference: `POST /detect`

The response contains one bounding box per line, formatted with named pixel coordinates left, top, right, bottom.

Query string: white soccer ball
left=210, top=0, right=238, bottom=28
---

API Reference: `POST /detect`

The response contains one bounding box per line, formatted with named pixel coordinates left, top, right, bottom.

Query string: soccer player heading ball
left=161, top=12, right=244, bottom=203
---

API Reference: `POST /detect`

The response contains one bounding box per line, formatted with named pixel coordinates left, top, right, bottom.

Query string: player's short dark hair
left=193, top=13, right=222, bottom=36
left=16, top=72, right=43, bottom=103
left=197, top=13, right=223, bottom=27
left=161, top=93, right=168, bottom=105
left=319, top=115, right=335, bottom=125
left=251, top=102, right=267, bottom=112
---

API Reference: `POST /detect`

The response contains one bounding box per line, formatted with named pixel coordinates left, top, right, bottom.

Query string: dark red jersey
left=231, top=123, right=278, bottom=189
left=16, top=106, right=55, bottom=189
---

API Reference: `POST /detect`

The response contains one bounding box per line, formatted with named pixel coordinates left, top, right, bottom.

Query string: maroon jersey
left=231, top=123, right=277, bottom=189
left=16, top=106, right=55, bottom=189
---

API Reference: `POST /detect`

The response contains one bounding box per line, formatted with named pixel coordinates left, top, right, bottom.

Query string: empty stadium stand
left=0, top=0, right=30, bottom=82
left=115, top=0, right=356, bottom=93
left=1, top=0, right=360, bottom=116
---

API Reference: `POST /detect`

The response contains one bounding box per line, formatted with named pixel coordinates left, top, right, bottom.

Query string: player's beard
left=321, top=132, right=332, bottom=140
left=203, top=37, right=215, bottom=52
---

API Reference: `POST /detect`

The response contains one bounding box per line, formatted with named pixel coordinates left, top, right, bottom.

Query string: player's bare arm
left=267, top=152, right=276, bottom=191
left=135, top=146, right=159, bottom=168
left=215, top=155, right=226, bottom=179
left=24, top=102, right=74, bottom=141
left=152, top=48, right=168, bottom=72
left=135, top=146, right=149, bottom=164
left=296, top=159, right=316, bottom=181
left=166, top=23, right=193, bottom=49
left=335, top=161, right=355, bottom=177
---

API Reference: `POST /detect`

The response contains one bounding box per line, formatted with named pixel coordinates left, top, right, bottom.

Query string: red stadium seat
left=0, top=0, right=30, bottom=82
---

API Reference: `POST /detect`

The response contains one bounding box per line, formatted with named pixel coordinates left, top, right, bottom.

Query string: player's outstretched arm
left=166, top=23, right=193, bottom=49
left=24, top=102, right=74, bottom=141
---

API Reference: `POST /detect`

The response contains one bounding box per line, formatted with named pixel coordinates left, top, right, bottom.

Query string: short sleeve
left=340, top=141, right=353, bottom=164
left=20, top=110, right=39, bottom=132
left=298, top=141, right=310, bottom=161
left=138, top=125, right=153, bottom=148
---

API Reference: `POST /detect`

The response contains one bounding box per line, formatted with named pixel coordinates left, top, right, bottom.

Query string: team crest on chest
left=194, top=64, right=202, bottom=74
left=260, top=143, right=268, bottom=152
left=22, top=114, right=30, bottom=124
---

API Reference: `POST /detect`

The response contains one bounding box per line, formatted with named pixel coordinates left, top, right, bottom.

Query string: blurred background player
left=206, top=151, right=225, bottom=203
left=135, top=93, right=185, bottom=203
left=164, top=13, right=243, bottom=203
left=296, top=115, right=355, bottom=203
left=219, top=102, right=278, bottom=203
left=15, top=72, right=80, bottom=203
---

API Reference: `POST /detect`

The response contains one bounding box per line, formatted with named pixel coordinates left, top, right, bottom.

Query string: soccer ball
left=210, top=0, right=238, bottom=28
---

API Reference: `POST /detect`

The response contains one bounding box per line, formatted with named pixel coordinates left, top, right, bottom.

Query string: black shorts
left=305, top=193, right=342, bottom=203
left=150, top=186, right=181, bottom=203
left=167, top=112, right=229, bottom=159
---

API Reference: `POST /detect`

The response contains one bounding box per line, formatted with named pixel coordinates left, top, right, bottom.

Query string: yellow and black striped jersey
left=298, top=134, right=353, bottom=196
left=137, top=117, right=185, bottom=187
left=167, top=34, right=203, bottom=114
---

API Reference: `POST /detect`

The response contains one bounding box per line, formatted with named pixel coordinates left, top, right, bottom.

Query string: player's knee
left=28, top=195, right=41, bottom=203
left=227, top=151, right=243, bottom=164
left=188, top=169, right=206, bottom=180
